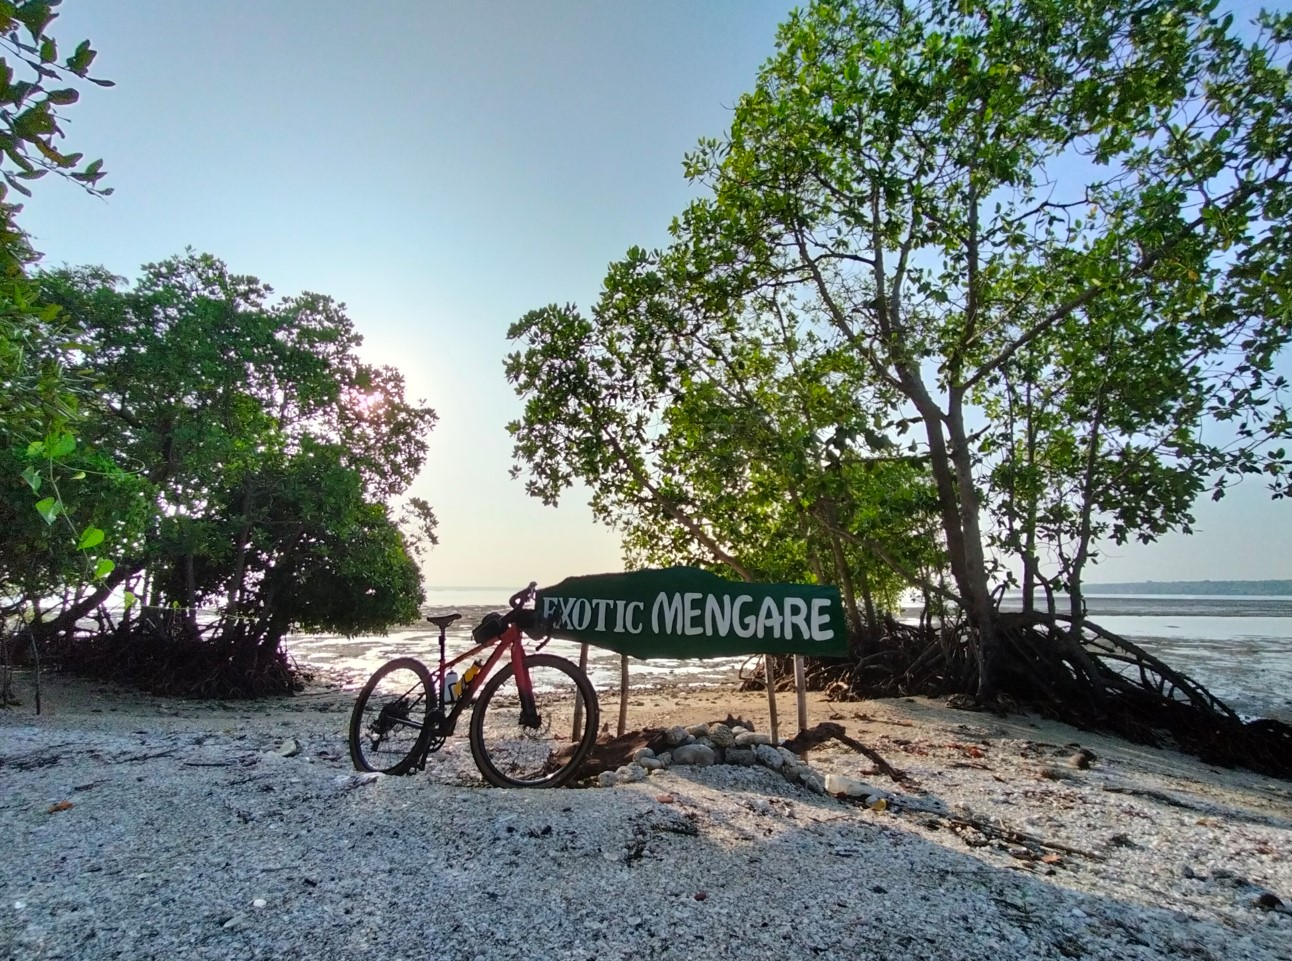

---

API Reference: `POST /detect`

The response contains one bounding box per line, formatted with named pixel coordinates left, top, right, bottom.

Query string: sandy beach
left=2, top=668, right=1290, bottom=960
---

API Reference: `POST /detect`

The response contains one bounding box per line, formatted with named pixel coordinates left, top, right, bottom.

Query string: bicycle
left=347, top=582, right=600, bottom=788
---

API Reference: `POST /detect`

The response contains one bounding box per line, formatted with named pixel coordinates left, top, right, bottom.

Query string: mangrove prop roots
left=28, top=613, right=303, bottom=699
left=745, top=614, right=1292, bottom=781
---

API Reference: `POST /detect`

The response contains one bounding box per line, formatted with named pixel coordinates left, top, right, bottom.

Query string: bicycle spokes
left=349, top=659, right=435, bottom=775
left=468, top=654, right=600, bottom=788
left=372, top=695, right=415, bottom=737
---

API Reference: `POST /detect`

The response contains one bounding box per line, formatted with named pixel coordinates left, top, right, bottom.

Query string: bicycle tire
left=468, top=653, right=599, bottom=788
left=348, top=657, right=436, bottom=775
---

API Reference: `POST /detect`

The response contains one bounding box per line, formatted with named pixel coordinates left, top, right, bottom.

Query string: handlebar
left=508, top=581, right=538, bottom=609
left=469, top=583, right=542, bottom=644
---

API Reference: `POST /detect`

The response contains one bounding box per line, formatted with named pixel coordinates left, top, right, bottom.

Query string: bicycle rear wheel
left=468, top=653, right=599, bottom=788
left=348, top=657, right=436, bottom=775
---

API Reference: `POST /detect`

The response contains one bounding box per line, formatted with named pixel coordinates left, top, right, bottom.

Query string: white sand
left=2, top=669, right=1290, bottom=960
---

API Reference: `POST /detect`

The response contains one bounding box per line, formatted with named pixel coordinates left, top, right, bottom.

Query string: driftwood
left=755, top=613, right=1292, bottom=781
left=782, top=721, right=908, bottom=783
left=932, top=812, right=1106, bottom=862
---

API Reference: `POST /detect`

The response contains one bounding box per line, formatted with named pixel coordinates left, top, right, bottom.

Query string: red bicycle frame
left=433, top=611, right=543, bottom=731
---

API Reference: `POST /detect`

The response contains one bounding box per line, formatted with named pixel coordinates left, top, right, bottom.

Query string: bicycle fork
left=509, top=636, right=542, bottom=729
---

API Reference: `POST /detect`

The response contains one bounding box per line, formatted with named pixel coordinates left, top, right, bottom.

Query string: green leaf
left=34, top=496, right=60, bottom=524
left=65, top=38, right=95, bottom=75
left=14, top=104, right=55, bottom=136
left=47, top=431, right=75, bottom=458
left=93, top=558, right=115, bottom=580
left=77, top=526, right=105, bottom=550
left=70, top=470, right=86, bottom=480
left=26, top=439, right=45, bottom=457
left=20, top=465, right=41, bottom=491
left=15, top=1, right=53, bottom=39
left=123, top=590, right=138, bottom=611
left=45, top=87, right=78, bottom=105
left=5, top=173, right=33, bottom=197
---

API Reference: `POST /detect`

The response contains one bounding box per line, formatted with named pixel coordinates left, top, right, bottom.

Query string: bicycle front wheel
left=469, top=653, right=599, bottom=788
left=348, top=657, right=436, bottom=775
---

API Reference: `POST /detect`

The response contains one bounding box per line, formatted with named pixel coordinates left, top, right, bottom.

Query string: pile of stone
left=595, top=721, right=891, bottom=808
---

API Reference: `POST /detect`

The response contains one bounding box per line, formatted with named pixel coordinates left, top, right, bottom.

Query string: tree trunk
left=856, top=562, right=878, bottom=638
left=908, top=390, right=999, bottom=696
left=227, top=480, right=256, bottom=617
left=183, top=552, right=200, bottom=637
left=1021, top=379, right=1040, bottom=614
left=946, top=393, right=1000, bottom=698
left=1069, top=385, right=1109, bottom=640
left=31, top=562, right=139, bottom=641
left=826, top=527, right=865, bottom=641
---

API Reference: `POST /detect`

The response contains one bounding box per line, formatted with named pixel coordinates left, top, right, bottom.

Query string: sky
left=19, top=0, right=1291, bottom=591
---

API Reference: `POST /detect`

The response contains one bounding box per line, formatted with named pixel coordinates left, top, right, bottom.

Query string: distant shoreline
left=1083, top=579, right=1292, bottom=596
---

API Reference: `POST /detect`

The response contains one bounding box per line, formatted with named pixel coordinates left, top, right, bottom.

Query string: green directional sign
left=536, top=567, right=848, bottom=659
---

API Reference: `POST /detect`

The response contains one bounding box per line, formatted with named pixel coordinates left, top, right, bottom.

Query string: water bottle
left=444, top=670, right=459, bottom=705
left=462, top=661, right=482, bottom=690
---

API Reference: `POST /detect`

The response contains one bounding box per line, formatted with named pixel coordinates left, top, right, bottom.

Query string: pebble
left=275, top=738, right=300, bottom=758
left=664, top=726, right=690, bottom=746
left=1067, top=749, right=1095, bottom=769
left=801, top=772, right=826, bottom=794
left=1251, top=891, right=1285, bottom=912
left=671, top=744, right=716, bottom=766
left=708, top=723, right=735, bottom=747
left=754, top=744, right=783, bottom=769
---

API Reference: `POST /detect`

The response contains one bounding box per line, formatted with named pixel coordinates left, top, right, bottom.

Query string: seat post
left=437, top=625, right=447, bottom=707
left=423, top=613, right=461, bottom=711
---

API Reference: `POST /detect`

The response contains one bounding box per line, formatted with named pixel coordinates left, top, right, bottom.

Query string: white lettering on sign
left=652, top=592, right=685, bottom=634
left=733, top=595, right=756, bottom=638
left=684, top=592, right=703, bottom=635
left=542, top=590, right=837, bottom=642
left=626, top=601, right=644, bottom=633
left=784, top=596, right=809, bottom=641
left=705, top=594, right=732, bottom=635
left=756, top=596, right=782, bottom=638
left=592, top=598, right=613, bottom=631
left=811, top=598, right=833, bottom=641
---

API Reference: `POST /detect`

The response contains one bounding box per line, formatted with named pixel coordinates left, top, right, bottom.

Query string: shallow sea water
left=282, top=590, right=1292, bottom=723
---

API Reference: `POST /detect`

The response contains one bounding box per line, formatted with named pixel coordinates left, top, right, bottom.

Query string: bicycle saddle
left=426, top=612, right=462, bottom=629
